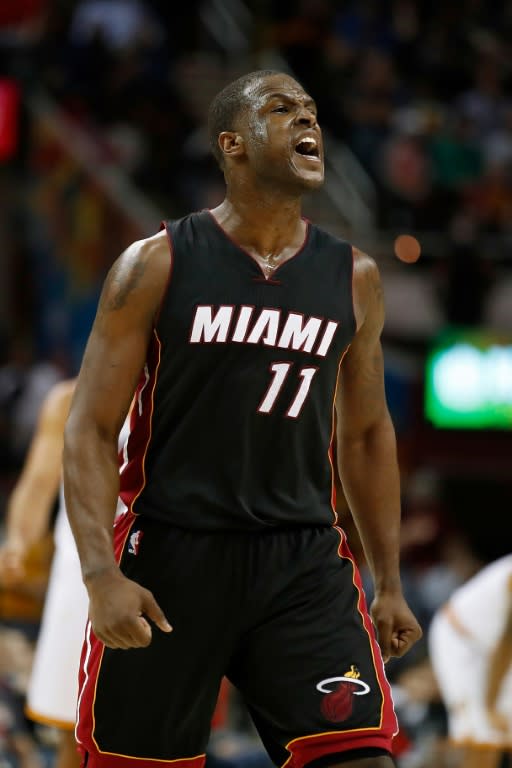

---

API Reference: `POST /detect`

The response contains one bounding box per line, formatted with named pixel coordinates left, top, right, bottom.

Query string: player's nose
left=296, top=106, right=317, bottom=126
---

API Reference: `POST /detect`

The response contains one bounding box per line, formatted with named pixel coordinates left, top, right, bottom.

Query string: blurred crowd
left=2, top=0, right=512, bottom=235
left=0, top=1, right=511, bottom=767
left=271, top=0, right=512, bottom=236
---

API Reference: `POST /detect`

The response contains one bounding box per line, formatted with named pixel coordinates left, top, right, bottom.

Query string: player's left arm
left=485, top=573, right=512, bottom=733
left=335, top=248, right=422, bottom=661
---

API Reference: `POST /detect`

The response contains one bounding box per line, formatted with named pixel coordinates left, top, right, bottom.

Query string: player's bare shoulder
left=351, top=246, right=384, bottom=331
left=99, top=229, right=170, bottom=322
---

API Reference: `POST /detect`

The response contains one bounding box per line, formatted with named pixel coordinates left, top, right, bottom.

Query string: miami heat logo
left=128, top=529, right=143, bottom=555
left=317, top=666, right=370, bottom=723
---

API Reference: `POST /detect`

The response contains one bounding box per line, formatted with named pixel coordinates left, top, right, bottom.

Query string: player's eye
left=272, top=105, right=289, bottom=113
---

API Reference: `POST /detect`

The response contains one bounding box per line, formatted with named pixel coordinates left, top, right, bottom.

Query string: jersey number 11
left=258, top=362, right=318, bottom=419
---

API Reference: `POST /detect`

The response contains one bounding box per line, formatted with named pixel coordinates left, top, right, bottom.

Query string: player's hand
left=370, top=590, right=423, bottom=663
left=85, top=566, right=172, bottom=649
left=0, top=541, right=27, bottom=588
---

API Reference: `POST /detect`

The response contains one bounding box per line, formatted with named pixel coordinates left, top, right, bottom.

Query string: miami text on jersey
left=189, top=305, right=339, bottom=357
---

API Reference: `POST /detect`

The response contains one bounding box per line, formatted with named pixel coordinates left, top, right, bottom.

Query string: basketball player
left=0, top=379, right=131, bottom=768
left=0, top=378, right=82, bottom=768
left=63, top=70, right=422, bottom=768
left=428, top=554, right=512, bottom=768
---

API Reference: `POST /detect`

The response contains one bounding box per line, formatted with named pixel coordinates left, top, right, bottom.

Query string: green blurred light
left=425, top=330, right=512, bottom=430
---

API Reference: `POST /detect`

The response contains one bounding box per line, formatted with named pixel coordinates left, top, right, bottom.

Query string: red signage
left=0, top=79, right=20, bottom=161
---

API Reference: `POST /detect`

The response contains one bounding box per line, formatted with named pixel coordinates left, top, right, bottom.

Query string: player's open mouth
left=294, top=137, right=321, bottom=161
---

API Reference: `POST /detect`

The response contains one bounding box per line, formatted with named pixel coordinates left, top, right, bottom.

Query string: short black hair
left=207, top=69, right=283, bottom=169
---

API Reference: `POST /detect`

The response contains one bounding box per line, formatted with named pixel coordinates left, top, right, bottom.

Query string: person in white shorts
left=0, top=378, right=130, bottom=768
left=428, top=553, right=512, bottom=768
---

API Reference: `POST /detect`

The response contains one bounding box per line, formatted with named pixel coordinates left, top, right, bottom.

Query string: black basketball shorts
left=75, top=513, right=397, bottom=768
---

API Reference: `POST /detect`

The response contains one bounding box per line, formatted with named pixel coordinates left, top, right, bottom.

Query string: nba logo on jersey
left=128, top=529, right=143, bottom=555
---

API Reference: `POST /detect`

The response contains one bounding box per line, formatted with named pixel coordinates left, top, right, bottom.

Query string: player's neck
left=210, top=196, right=305, bottom=258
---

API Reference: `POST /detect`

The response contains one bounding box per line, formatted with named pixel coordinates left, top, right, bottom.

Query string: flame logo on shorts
left=317, top=666, right=370, bottom=723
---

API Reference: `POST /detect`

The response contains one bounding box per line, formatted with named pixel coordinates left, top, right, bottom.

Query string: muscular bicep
left=335, top=254, right=389, bottom=439
left=69, top=235, right=169, bottom=438
left=336, top=336, right=388, bottom=438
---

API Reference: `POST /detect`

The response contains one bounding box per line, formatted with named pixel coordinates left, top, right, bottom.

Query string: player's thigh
left=80, top=517, right=242, bottom=760
left=228, top=527, right=396, bottom=767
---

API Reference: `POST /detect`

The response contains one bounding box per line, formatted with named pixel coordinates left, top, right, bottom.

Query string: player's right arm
left=63, top=229, right=173, bottom=650
left=0, top=379, right=75, bottom=587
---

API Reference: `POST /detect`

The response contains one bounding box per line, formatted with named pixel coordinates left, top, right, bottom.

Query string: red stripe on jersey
left=327, top=343, right=352, bottom=523
left=119, top=331, right=162, bottom=513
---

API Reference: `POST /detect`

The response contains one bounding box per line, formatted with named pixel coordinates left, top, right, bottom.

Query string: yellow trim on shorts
left=25, top=705, right=76, bottom=731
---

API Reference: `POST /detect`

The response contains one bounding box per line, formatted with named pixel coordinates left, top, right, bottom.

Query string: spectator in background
left=329, top=1, right=393, bottom=69
left=266, top=0, right=336, bottom=131
left=456, top=52, right=510, bottom=143
left=428, top=112, right=484, bottom=224
left=342, top=48, right=404, bottom=179
left=0, top=0, right=47, bottom=61
left=442, top=212, right=491, bottom=327
left=68, top=0, right=165, bottom=52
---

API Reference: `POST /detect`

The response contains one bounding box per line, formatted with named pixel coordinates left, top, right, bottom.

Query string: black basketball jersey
left=119, top=210, right=356, bottom=530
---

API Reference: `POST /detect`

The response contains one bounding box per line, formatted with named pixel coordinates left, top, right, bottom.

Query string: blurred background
left=0, top=0, right=511, bottom=766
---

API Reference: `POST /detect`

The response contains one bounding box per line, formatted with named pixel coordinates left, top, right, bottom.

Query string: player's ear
left=218, top=131, right=245, bottom=159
